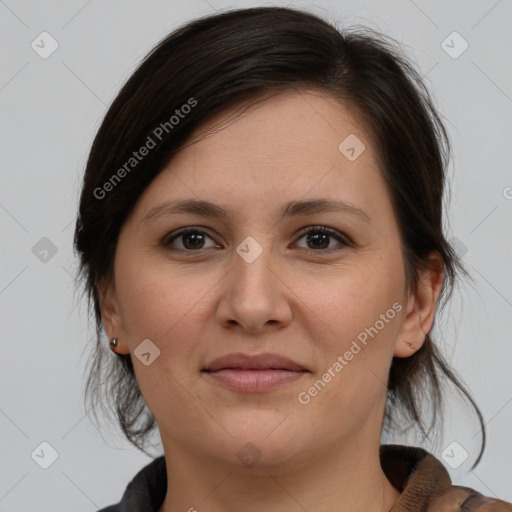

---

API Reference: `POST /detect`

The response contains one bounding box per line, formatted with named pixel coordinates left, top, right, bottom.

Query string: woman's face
left=102, top=89, right=438, bottom=471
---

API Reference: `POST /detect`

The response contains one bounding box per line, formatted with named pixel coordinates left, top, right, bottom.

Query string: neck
left=158, top=437, right=401, bottom=512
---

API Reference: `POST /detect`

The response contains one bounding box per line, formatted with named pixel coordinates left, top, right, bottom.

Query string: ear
left=393, top=251, right=444, bottom=358
left=96, top=277, right=130, bottom=355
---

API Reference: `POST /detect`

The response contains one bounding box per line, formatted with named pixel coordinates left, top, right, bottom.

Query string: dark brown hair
left=74, top=6, right=485, bottom=467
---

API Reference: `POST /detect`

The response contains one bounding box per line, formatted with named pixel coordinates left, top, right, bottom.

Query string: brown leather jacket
left=381, top=445, right=512, bottom=511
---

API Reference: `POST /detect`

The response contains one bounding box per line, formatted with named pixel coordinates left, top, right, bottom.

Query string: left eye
left=294, top=226, right=348, bottom=252
left=162, top=226, right=348, bottom=252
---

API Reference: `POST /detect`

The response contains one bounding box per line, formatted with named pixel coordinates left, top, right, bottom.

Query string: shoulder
left=380, top=444, right=512, bottom=511
left=429, top=485, right=512, bottom=511
left=96, top=455, right=167, bottom=512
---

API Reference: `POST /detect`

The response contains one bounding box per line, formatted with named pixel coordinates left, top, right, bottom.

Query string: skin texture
left=100, top=89, right=443, bottom=512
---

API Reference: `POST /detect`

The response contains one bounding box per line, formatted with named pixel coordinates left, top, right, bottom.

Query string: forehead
left=128, top=89, right=390, bottom=227
left=184, top=88, right=371, bottom=161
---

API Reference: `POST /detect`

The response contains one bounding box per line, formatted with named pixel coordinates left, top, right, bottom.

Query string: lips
left=203, top=352, right=307, bottom=372
left=202, top=352, right=308, bottom=392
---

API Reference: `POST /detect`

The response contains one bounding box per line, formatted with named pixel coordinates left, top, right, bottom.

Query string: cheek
left=290, top=251, right=405, bottom=415
left=114, top=257, right=216, bottom=422
left=114, top=249, right=214, bottom=346
left=294, top=279, right=403, bottom=434
left=293, top=256, right=404, bottom=356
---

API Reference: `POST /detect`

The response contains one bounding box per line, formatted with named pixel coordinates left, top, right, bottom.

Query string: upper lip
left=203, top=352, right=307, bottom=372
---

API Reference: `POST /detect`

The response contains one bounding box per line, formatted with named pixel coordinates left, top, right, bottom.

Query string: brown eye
left=163, top=228, right=217, bottom=251
left=294, top=226, right=349, bottom=252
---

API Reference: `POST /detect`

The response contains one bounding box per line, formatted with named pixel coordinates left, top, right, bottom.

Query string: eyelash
left=162, top=226, right=351, bottom=255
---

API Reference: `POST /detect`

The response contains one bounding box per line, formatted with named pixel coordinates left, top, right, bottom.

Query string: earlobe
left=96, top=278, right=130, bottom=355
left=393, top=251, right=444, bottom=358
left=393, top=336, right=424, bottom=358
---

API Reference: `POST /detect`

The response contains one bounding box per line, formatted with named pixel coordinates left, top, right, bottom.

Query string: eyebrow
left=141, top=198, right=371, bottom=225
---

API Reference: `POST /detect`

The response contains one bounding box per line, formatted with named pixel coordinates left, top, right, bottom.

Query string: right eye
left=162, top=228, right=219, bottom=252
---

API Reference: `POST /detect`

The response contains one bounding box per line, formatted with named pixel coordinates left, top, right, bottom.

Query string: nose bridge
left=232, top=233, right=275, bottom=294
left=217, top=232, right=289, bottom=331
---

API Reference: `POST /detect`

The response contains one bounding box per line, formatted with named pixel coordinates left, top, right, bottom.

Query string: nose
left=216, top=241, right=293, bottom=334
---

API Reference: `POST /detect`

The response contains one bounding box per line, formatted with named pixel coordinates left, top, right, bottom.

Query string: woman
left=73, top=6, right=512, bottom=511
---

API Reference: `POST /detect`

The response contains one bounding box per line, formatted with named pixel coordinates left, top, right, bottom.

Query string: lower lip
left=203, top=369, right=307, bottom=392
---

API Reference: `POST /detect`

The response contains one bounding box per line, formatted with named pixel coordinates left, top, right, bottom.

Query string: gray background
left=1, top=0, right=511, bottom=510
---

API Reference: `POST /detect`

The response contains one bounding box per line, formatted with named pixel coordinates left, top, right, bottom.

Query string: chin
left=211, top=420, right=309, bottom=469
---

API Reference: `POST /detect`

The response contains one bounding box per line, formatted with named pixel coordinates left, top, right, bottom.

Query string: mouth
left=202, top=352, right=308, bottom=392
